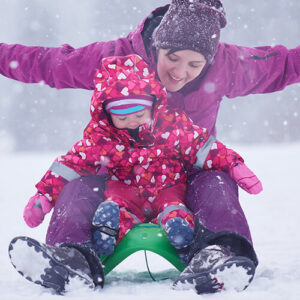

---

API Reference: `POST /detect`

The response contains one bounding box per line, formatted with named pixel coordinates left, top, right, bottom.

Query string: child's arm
left=176, top=112, right=262, bottom=195
left=35, top=136, right=104, bottom=203
left=198, top=139, right=262, bottom=194
left=23, top=136, right=102, bottom=228
left=34, top=133, right=141, bottom=203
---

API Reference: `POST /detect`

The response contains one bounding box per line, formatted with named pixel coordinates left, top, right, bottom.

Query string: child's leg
left=152, top=184, right=194, bottom=263
left=92, top=181, right=144, bottom=255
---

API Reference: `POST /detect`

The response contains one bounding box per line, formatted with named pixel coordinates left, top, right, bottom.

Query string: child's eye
left=136, top=114, right=145, bottom=118
left=118, top=117, right=127, bottom=121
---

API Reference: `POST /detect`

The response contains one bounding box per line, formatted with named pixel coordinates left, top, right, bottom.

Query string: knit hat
left=92, top=54, right=167, bottom=117
left=105, top=95, right=154, bottom=116
left=152, top=0, right=227, bottom=63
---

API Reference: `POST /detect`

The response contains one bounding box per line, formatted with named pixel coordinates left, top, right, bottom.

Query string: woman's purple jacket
left=1, top=5, right=300, bottom=137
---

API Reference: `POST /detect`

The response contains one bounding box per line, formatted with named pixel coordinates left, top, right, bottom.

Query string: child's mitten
left=229, top=162, right=263, bottom=194
left=23, top=193, right=53, bottom=228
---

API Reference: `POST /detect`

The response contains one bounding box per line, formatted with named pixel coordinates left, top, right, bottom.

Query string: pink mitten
left=229, top=161, right=263, bottom=194
left=23, top=193, right=53, bottom=228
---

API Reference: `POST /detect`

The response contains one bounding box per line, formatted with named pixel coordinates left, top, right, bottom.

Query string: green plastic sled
left=100, top=223, right=186, bottom=275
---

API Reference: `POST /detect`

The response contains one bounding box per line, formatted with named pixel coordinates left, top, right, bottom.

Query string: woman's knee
left=188, top=170, right=237, bottom=191
left=56, top=175, right=107, bottom=207
left=186, top=170, right=239, bottom=213
left=46, top=175, right=107, bottom=245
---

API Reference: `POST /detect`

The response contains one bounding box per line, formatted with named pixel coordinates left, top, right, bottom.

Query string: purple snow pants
left=46, top=170, right=256, bottom=263
left=186, top=170, right=252, bottom=243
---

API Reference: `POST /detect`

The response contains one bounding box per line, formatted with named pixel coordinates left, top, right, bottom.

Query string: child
left=23, top=54, right=262, bottom=263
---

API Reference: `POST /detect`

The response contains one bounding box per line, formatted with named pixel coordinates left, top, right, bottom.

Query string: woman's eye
left=190, top=63, right=203, bottom=69
left=136, top=114, right=144, bottom=118
left=168, top=55, right=178, bottom=62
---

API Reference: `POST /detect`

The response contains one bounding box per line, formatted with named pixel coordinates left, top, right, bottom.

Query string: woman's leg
left=46, top=175, right=107, bottom=246
left=173, top=170, right=258, bottom=293
left=186, top=170, right=258, bottom=263
left=186, top=170, right=252, bottom=243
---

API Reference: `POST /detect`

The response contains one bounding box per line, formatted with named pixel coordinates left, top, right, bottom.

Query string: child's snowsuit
left=35, top=54, right=244, bottom=243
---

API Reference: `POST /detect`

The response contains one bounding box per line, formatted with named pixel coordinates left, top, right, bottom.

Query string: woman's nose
left=172, top=64, right=187, bottom=78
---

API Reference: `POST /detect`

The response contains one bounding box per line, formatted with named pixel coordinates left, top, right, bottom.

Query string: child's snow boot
left=164, top=217, right=194, bottom=264
left=8, top=236, right=104, bottom=294
left=92, top=201, right=119, bottom=255
left=172, top=245, right=255, bottom=294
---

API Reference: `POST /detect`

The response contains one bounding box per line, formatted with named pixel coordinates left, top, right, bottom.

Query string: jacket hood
left=128, top=5, right=169, bottom=67
left=89, top=54, right=168, bottom=144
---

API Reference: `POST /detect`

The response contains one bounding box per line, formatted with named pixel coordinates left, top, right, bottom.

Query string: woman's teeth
left=169, top=74, right=182, bottom=81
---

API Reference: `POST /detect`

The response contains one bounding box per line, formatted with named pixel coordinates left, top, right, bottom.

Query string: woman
left=3, top=0, right=300, bottom=294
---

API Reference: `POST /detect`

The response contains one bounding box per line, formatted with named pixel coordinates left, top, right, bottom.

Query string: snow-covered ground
left=1, top=143, right=300, bottom=300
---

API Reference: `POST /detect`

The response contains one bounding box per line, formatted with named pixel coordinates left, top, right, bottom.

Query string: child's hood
left=90, top=54, right=168, bottom=125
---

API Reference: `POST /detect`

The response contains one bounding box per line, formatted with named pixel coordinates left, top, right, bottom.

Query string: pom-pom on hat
left=152, top=0, right=226, bottom=63
left=92, top=54, right=167, bottom=117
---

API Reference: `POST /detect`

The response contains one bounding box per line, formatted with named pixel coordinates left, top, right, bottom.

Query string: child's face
left=111, top=108, right=152, bottom=130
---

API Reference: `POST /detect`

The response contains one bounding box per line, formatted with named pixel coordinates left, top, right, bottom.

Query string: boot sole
left=173, top=256, right=255, bottom=294
left=8, top=236, right=95, bottom=293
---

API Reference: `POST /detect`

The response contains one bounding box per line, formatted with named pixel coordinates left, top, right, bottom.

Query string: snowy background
left=0, top=0, right=300, bottom=299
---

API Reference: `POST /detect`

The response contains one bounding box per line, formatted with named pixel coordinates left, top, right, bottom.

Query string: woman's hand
left=23, top=193, right=53, bottom=228
left=229, top=161, right=263, bottom=194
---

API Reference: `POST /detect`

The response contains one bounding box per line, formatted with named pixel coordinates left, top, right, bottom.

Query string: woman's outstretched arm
left=0, top=38, right=134, bottom=90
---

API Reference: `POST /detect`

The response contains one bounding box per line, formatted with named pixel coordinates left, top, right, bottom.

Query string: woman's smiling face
left=156, top=49, right=206, bottom=92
